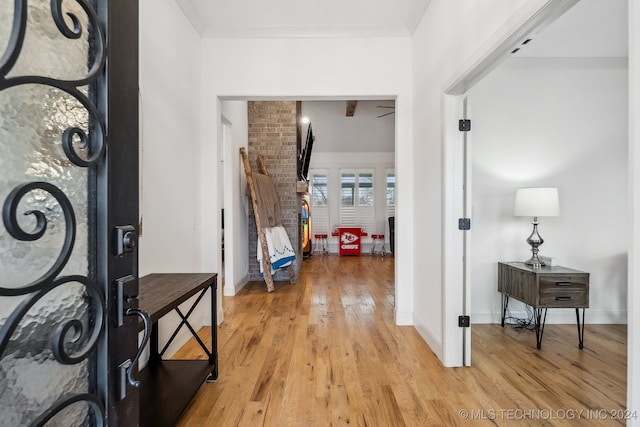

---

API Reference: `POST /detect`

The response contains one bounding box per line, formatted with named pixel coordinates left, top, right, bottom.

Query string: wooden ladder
left=240, top=147, right=296, bottom=292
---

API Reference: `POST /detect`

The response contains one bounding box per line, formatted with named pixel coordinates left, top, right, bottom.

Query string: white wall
left=469, top=57, right=628, bottom=324
left=411, top=0, right=530, bottom=364
left=221, top=101, right=250, bottom=296
left=139, top=0, right=203, bottom=274
left=138, top=0, right=208, bottom=357
left=199, top=37, right=415, bottom=324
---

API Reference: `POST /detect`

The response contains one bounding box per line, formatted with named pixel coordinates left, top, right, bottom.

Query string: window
left=386, top=170, right=396, bottom=229
left=358, top=172, right=374, bottom=206
left=311, top=173, right=328, bottom=207
left=386, top=170, right=395, bottom=207
left=340, top=170, right=374, bottom=233
left=340, top=171, right=374, bottom=207
left=341, top=173, right=355, bottom=206
left=309, top=171, right=329, bottom=234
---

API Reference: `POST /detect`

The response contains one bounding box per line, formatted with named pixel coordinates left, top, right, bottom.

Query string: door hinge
left=458, top=315, right=470, bottom=327
left=458, top=119, right=471, bottom=132
left=458, top=218, right=471, bottom=230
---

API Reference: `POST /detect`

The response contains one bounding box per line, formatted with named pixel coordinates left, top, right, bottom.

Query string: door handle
left=124, top=308, right=151, bottom=388
left=555, top=281, right=573, bottom=287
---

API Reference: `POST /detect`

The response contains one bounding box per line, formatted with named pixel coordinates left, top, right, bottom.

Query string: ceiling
left=175, top=0, right=432, bottom=38
left=511, top=0, right=627, bottom=58
left=176, top=0, right=626, bottom=54
left=198, top=0, right=626, bottom=153
left=302, top=100, right=395, bottom=153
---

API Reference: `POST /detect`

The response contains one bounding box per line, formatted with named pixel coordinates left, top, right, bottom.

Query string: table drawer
left=539, top=288, right=588, bottom=308
left=539, top=275, right=588, bottom=291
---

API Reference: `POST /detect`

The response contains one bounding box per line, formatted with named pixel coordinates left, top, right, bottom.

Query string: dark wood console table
left=498, top=262, right=589, bottom=349
left=137, top=273, right=218, bottom=427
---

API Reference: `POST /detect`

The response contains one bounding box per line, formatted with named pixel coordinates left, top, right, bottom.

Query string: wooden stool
left=370, top=234, right=385, bottom=257
left=314, top=234, right=328, bottom=255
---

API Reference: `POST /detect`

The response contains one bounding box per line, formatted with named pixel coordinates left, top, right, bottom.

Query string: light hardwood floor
left=174, top=255, right=627, bottom=426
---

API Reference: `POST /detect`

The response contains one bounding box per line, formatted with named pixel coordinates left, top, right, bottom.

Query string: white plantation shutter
left=310, top=170, right=330, bottom=235
left=358, top=205, right=375, bottom=235
left=310, top=172, right=328, bottom=207
left=312, top=205, right=329, bottom=235
left=339, top=206, right=356, bottom=226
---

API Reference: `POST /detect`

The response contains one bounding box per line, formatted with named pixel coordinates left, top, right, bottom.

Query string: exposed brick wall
left=247, top=101, right=301, bottom=281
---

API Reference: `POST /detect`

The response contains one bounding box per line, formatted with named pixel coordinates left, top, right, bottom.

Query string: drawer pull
left=555, top=296, right=572, bottom=301
left=555, top=282, right=573, bottom=287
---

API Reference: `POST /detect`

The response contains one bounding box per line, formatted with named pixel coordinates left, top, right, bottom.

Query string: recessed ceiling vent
left=511, top=38, right=533, bottom=54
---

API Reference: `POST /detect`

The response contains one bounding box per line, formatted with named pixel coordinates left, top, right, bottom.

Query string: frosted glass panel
left=0, top=0, right=100, bottom=425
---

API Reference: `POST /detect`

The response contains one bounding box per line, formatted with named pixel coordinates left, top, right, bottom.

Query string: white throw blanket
left=257, top=225, right=296, bottom=276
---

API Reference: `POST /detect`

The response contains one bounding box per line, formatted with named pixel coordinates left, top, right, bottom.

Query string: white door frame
left=628, top=0, right=640, bottom=421
left=221, top=116, right=233, bottom=298
left=441, top=0, right=580, bottom=367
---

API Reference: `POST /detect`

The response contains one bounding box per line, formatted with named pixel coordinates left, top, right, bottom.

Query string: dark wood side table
left=137, top=273, right=218, bottom=427
left=498, top=262, right=589, bottom=349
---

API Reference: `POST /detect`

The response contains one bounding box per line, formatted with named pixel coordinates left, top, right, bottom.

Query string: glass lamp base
left=524, top=256, right=545, bottom=268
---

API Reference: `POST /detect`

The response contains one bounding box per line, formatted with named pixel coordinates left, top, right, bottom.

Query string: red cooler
left=338, top=227, right=362, bottom=256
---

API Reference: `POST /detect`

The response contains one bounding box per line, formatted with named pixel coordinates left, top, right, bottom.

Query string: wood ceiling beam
left=346, top=100, right=358, bottom=117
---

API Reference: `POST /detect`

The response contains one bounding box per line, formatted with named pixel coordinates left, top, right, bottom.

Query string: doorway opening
left=443, top=0, right=628, bottom=382
left=220, top=97, right=399, bottom=318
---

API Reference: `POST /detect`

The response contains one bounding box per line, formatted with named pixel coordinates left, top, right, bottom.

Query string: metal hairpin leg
left=534, top=308, right=548, bottom=350
left=576, top=308, right=585, bottom=349
left=501, top=293, right=509, bottom=327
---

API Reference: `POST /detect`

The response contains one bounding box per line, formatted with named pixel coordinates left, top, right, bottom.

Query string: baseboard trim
left=471, top=309, right=628, bottom=325
left=223, top=274, right=249, bottom=296
left=395, top=310, right=413, bottom=325
left=413, top=314, right=443, bottom=362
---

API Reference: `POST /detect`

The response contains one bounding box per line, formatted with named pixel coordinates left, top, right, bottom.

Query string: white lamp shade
left=514, top=187, right=560, bottom=217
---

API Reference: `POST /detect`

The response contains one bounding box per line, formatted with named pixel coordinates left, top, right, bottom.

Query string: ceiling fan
left=376, top=105, right=395, bottom=118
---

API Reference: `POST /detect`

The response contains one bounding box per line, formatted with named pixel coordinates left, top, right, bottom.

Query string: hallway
left=175, top=255, right=626, bottom=426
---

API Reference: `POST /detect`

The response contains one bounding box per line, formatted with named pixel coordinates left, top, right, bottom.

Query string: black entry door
left=0, top=0, right=141, bottom=425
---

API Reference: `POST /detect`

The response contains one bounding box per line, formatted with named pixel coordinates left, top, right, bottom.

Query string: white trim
left=441, top=95, right=465, bottom=367
left=628, top=0, right=640, bottom=421
left=414, top=314, right=443, bottom=362
left=462, top=97, right=472, bottom=367
left=222, top=273, right=250, bottom=297
left=312, top=152, right=394, bottom=166
left=395, top=310, right=413, bottom=326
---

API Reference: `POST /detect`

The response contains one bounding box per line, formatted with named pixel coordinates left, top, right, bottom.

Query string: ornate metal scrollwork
left=0, top=275, right=105, bottom=364
left=2, top=182, right=76, bottom=296
left=0, top=0, right=107, bottom=168
left=0, top=0, right=109, bottom=424
left=29, top=393, right=105, bottom=427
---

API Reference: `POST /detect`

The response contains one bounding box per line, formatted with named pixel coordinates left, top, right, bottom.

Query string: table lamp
left=513, top=187, right=559, bottom=267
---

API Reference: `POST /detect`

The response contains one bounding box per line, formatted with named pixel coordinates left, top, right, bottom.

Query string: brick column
left=247, top=101, right=300, bottom=281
